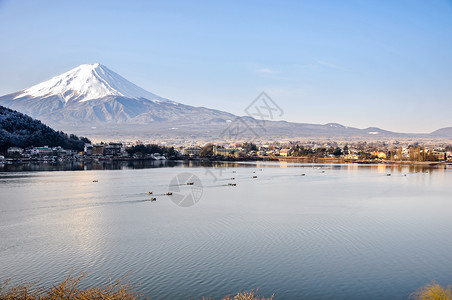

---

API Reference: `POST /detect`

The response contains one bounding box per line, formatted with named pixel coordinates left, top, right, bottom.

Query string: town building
left=279, top=149, right=292, bottom=157
left=183, top=146, right=201, bottom=157
left=84, top=144, right=93, bottom=156
left=212, top=146, right=237, bottom=157
left=104, top=143, right=124, bottom=156
left=7, top=147, right=24, bottom=155
left=92, top=144, right=106, bottom=156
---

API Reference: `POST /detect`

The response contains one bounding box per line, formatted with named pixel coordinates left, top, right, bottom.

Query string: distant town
left=2, top=139, right=452, bottom=165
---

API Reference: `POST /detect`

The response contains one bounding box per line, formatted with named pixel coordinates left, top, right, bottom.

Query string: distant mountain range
left=430, top=127, right=452, bottom=137
left=0, top=63, right=450, bottom=141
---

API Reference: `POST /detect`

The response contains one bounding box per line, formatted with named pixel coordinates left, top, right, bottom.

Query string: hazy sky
left=0, top=0, right=451, bottom=133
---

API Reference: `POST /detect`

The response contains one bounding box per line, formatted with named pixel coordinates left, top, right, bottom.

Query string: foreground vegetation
left=410, top=282, right=452, bottom=300
left=0, top=273, right=272, bottom=300
left=2, top=274, right=451, bottom=300
left=0, top=273, right=137, bottom=300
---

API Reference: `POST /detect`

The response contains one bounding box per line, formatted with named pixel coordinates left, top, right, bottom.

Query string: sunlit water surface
left=1, top=162, right=452, bottom=299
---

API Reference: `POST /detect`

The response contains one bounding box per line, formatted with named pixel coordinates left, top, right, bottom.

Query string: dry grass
left=0, top=273, right=139, bottom=300
left=410, top=282, right=452, bottom=300
left=0, top=274, right=274, bottom=300
left=204, top=290, right=274, bottom=300
left=4, top=275, right=452, bottom=300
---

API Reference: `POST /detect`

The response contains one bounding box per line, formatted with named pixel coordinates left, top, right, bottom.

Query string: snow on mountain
left=0, top=63, right=238, bottom=132
left=14, top=63, right=168, bottom=103
left=0, top=63, right=415, bottom=140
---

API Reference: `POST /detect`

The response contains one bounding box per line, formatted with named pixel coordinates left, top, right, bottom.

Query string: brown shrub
left=410, top=282, right=452, bottom=300
left=0, top=273, right=139, bottom=300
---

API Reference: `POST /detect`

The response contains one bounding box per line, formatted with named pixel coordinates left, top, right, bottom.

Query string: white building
left=7, top=147, right=24, bottom=155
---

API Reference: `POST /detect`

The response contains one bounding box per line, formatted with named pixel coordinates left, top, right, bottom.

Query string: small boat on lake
left=149, top=197, right=156, bottom=201
left=187, top=182, right=194, bottom=185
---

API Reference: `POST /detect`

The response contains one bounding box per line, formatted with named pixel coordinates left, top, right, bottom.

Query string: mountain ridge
left=0, top=64, right=450, bottom=141
left=430, top=127, right=452, bottom=138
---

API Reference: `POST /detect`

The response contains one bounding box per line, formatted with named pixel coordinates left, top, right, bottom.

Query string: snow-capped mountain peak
left=14, top=63, right=166, bottom=103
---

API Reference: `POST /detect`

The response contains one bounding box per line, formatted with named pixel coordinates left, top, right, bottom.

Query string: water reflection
left=0, top=162, right=451, bottom=299
left=0, top=160, right=178, bottom=172
left=0, top=160, right=448, bottom=174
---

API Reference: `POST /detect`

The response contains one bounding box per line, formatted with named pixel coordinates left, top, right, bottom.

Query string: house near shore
left=279, top=149, right=292, bottom=157
left=182, top=146, right=201, bottom=157
left=92, top=144, right=105, bottom=156
left=83, top=142, right=125, bottom=157
left=7, top=147, right=24, bottom=155
left=212, top=146, right=237, bottom=157
left=84, top=144, right=93, bottom=156
left=104, top=143, right=124, bottom=156
left=431, top=151, right=446, bottom=161
left=36, top=146, right=53, bottom=156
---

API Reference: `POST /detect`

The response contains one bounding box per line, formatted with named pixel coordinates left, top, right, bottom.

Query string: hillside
left=0, top=105, right=90, bottom=151
left=430, top=127, right=452, bottom=138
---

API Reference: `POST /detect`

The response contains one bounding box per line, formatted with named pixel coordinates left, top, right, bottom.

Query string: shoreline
left=1, top=156, right=450, bottom=169
left=276, top=157, right=451, bottom=166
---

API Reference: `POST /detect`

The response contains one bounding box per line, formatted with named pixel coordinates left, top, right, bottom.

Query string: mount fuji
left=0, top=64, right=236, bottom=129
left=0, top=63, right=444, bottom=141
left=13, top=63, right=168, bottom=103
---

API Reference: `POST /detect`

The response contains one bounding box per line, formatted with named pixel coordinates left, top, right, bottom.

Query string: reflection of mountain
left=0, top=63, right=448, bottom=141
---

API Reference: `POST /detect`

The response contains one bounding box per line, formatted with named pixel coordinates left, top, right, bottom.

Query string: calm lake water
left=1, top=161, right=452, bottom=299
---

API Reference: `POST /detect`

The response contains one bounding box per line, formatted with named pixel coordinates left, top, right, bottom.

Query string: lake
left=1, top=161, right=451, bottom=299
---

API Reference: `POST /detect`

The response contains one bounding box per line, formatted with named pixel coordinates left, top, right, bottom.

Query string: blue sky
left=0, top=0, right=451, bottom=133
